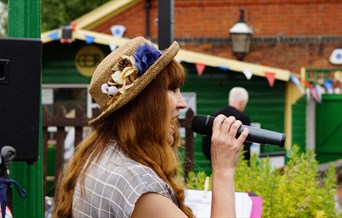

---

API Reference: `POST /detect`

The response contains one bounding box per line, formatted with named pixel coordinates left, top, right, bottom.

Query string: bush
left=185, top=145, right=340, bottom=218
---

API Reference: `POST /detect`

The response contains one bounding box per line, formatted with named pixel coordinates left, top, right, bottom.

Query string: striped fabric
left=72, top=144, right=177, bottom=218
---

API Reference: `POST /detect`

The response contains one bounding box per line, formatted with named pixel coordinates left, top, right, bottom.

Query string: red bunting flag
left=265, top=72, right=275, bottom=87
left=71, top=21, right=78, bottom=31
left=195, top=63, right=206, bottom=76
left=303, top=81, right=319, bottom=102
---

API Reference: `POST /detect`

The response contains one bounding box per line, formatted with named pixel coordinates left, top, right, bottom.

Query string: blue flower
left=133, top=43, right=162, bottom=76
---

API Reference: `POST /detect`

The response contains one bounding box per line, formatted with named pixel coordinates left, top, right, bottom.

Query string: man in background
left=202, top=87, right=252, bottom=162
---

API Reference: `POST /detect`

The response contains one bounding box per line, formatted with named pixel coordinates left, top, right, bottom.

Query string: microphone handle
left=191, top=115, right=286, bottom=147
left=237, top=125, right=285, bottom=147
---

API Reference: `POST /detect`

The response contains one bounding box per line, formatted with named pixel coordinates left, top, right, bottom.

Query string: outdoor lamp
left=229, top=9, right=253, bottom=61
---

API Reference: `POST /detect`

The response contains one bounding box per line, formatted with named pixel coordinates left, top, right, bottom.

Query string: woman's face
left=167, top=88, right=187, bottom=145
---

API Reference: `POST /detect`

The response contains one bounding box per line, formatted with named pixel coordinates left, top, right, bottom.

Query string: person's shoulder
left=110, top=151, right=156, bottom=177
left=212, top=106, right=233, bottom=116
left=240, top=112, right=251, bottom=124
left=213, top=106, right=239, bottom=117
left=106, top=150, right=163, bottom=183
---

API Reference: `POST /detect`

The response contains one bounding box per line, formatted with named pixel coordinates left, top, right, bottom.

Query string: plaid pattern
left=72, top=144, right=177, bottom=218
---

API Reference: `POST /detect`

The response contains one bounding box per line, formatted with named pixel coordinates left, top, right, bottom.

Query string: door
left=315, top=95, right=342, bottom=163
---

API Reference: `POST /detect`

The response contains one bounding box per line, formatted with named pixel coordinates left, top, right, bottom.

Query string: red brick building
left=89, top=0, right=342, bottom=73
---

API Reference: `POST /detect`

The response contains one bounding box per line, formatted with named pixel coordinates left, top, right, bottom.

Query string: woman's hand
left=210, top=115, right=249, bottom=173
left=210, top=115, right=249, bottom=217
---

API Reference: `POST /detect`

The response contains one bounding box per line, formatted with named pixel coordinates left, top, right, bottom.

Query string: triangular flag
left=304, top=81, right=319, bottom=102
left=109, top=41, right=117, bottom=51
left=243, top=69, right=253, bottom=80
left=315, top=85, right=323, bottom=103
left=265, top=72, right=275, bottom=87
left=303, top=80, right=313, bottom=89
left=48, top=31, right=59, bottom=40
left=85, top=35, right=95, bottom=44
left=310, top=86, right=319, bottom=102
left=175, top=56, right=182, bottom=63
left=289, top=74, right=304, bottom=94
left=218, top=66, right=229, bottom=71
left=110, top=25, right=126, bottom=38
left=324, top=79, right=333, bottom=94
left=195, top=63, right=206, bottom=76
left=71, top=21, right=78, bottom=31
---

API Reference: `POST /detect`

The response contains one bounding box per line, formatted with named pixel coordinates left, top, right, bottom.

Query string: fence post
left=179, top=109, right=194, bottom=179
left=42, top=106, right=50, bottom=197
left=74, top=106, right=86, bottom=147
left=55, top=106, right=66, bottom=184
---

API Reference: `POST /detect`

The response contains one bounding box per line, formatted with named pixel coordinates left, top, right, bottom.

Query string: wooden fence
left=42, top=105, right=194, bottom=195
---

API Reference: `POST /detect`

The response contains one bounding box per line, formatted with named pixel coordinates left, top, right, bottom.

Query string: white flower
left=101, top=83, right=118, bottom=96
left=111, top=70, right=123, bottom=84
left=101, top=83, right=109, bottom=94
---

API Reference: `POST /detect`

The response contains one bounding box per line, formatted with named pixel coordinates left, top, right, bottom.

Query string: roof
left=73, top=0, right=140, bottom=30
left=41, top=0, right=291, bottom=82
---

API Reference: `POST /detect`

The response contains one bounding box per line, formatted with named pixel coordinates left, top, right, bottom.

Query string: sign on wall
left=75, top=45, right=105, bottom=77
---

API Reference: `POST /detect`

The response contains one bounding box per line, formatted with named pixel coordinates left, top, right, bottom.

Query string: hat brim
left=89, top=40, right=180, bottom=126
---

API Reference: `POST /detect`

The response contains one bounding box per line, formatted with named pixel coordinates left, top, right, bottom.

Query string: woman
left=53, top=37, right=248, bottom=218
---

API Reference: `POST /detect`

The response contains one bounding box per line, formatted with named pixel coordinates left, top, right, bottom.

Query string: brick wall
left=92, top=0, right=342, bottom=73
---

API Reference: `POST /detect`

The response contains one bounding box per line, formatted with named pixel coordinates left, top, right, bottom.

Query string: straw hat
left=89, top=36, right=180, bottom=126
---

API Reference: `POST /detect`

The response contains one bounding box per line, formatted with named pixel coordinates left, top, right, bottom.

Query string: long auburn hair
left=53, top=60, right=194, bottom=218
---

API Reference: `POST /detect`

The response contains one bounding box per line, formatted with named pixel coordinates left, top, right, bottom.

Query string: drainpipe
left=145, top=0, right=151, bottom=39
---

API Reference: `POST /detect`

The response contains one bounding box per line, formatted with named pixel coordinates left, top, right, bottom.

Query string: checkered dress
left=72, top=144, right=177, bottom=218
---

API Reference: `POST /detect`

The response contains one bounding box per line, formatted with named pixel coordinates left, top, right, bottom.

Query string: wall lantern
left=229, top=9, right=253, bottom=61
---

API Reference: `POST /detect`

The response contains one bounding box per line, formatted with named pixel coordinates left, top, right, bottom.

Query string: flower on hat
left=101, top=43, right=161, bottom=98
left=133, top=43, right=162, bottom=76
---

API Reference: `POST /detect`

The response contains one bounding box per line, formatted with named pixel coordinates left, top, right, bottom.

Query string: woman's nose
left=178, top=94, right=187, bottom=109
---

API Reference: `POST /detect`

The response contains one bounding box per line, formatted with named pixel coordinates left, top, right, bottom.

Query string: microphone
left=191, top=115, right=286, bottom=147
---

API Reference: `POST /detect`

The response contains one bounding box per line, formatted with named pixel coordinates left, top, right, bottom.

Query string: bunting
left=85, top=35, right=95, bottom=44
left=315, top=84, right=323, bottom=103
left=175, top=56, right=182, bottom=63
left=304, top=81, right=319, bottom=102
left=324, top=79, right=333, bottom=94
left=48, top=31, right=59, bottom=40
left=109, top=41, right=117, bottom=51
left=265, top=72, right=275, bottom=87
left=218, top=66, right=229, bottom=71
left=195, top=63, right=206, bottom=76
left=243, top=69, right=253, bottom=80
left=110, top=25, right=126, bottom=38
left=310, top=87, right=319, bottom=102
left=71, top=21, right=78, bottom=31
left=289, top=74, right=304, bottom=94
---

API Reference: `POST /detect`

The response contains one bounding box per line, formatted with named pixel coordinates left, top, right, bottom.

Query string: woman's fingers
left=236, top=126, right=249, bottom=145
left=210, top=115, right=249, bottom=170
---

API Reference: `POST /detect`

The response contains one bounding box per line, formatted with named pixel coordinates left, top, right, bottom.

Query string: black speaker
left=0, top=38, right=41, bottom=163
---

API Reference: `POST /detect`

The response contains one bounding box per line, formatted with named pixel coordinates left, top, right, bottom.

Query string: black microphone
left=191, top=115, right=286, bottom=147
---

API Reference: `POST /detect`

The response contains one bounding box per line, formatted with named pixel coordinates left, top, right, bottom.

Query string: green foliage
left=0, top=0, right=8, bottom=36
left=41, top=0, right=110, bottom=32
left=186, top=171, right=211, bottom=190
left=186, top=145, right=339, bottom=218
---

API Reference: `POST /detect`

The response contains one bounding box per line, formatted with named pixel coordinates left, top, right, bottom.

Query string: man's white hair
left=228, top=87, right=248, bottom=103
